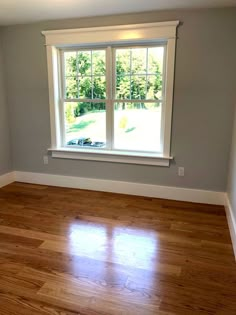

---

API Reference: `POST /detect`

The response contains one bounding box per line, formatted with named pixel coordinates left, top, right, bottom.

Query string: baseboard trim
left=0, top=172, right=15, bottom=188
left=14, top=171, right=225, bottom=205
left=225, top=195, right=236, bottom=260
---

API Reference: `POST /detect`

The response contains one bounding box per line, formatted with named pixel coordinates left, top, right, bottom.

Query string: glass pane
left=131, top=75, right=146, bottom=100
left=116, top=75, right=130, bottom=99
left=148, top=47, right=165, bottom=74
left=92, top=50, right=106, bottom=75
left=79, top=77, right=92, bottom=99
left=114, top=102, right=162, bottom=152
left=64, top=52, right=76, bottom=76
left=77, top=51, right=91, bottom=76
left=116, top=49, right=131, bottom=75
left=131, top=48, right=146, bottom=75
left=65, top=77, right=78, bottom=99
left=93, top=76, right=106, bottom=99
left=147, top=75, right=162, bottom=100
left=65, top=102, right=106, bottom=147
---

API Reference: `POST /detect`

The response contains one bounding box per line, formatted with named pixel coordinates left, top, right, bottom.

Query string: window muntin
left=62, top=45, right=166, bottom=154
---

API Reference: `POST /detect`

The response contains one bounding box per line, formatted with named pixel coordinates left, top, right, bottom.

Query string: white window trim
left=42, top=21, right=179, bottom=167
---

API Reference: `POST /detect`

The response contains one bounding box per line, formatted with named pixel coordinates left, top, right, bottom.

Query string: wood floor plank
left=0, top=225, right=67, bottom=242
left=0, top=292, right=79, bottom=315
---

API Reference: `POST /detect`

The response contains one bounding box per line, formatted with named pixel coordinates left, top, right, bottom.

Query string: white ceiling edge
left=0, top=0, right=235, bottom=26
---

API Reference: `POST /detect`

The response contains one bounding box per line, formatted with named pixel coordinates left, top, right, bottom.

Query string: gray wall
left=227, top=104, right=236, bottom=220
left=2, top=8, right=236, bottom=190
left=0, top=28, right=11, bottom=175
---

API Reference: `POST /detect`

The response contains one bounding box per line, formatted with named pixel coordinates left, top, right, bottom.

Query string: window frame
left=42, top=21, right=179, bottom=166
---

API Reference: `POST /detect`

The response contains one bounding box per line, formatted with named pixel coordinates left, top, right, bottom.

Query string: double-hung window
left=43, top=21, right=179, bottom=166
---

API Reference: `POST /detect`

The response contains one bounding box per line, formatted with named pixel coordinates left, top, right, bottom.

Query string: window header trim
left=42, top=21, right=179, bottom=47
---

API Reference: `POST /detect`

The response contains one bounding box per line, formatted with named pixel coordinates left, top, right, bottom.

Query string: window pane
left=65, top=77, right=78, bottom=99
left=131, top=75, right=146, bottom=100
left=79, top=77, right=92, bottom=99
left=65, top=102, right=106, bottom=148
left=77, top=51, right=91, bottom=76
left=131, top=48, right=146, bottom=74
left=116, top=49, right=131, bottom=75
left=93, top=76, right=106, bottom=99
left=116, top=75, right=130, bottom=99
left=147, top=75, right=162, bottom=100
left=92, top=50, right=106, bottom=75
left=64, top=52, right=76, bottom=76
left=148, top=47, right=165, bottom=74
left=114, top=102, right=162, bottom=152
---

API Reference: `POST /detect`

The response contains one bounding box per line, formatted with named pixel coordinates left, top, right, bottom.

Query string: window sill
left=48, top=148, right=173, bottom=166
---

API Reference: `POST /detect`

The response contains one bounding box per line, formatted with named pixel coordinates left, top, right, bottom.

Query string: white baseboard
left=0, top=171, right=15, bottom=188
left=14, top=171, right=225, bottom=205
left=225, top=195, right=236, bottom=260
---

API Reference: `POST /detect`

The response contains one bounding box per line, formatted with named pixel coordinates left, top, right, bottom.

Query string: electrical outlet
left=178, top=167, right=184, bottom=177
left=43, top=155, right=49, bottom=165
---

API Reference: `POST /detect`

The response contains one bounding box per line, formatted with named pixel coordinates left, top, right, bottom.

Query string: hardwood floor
left=0, top=182, right=235, bottom=314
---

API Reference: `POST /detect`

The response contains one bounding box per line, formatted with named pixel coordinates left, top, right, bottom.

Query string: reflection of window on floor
left=69, top=222, right=158, bottom=270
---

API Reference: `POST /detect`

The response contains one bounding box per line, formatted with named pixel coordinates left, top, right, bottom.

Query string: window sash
left=61, top=43, right=166, bottom=101
left=62, top=100, right=164, bottom=154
